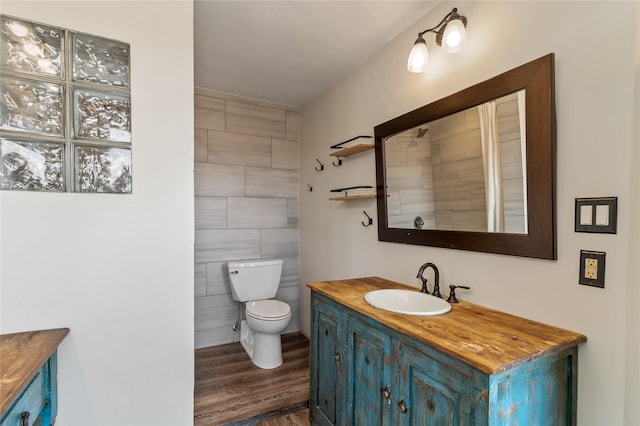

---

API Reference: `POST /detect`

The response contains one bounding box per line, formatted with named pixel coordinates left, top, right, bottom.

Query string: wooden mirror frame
left=374, top=54, right=556, bottom=259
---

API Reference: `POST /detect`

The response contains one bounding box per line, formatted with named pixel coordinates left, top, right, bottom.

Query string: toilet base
left=240, top=320, right=283, bottom=369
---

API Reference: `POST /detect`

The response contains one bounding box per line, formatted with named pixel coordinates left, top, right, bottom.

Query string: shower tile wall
left=194, top=89, right=300, bottom=349
left=386, top=92, right=524, bottom=233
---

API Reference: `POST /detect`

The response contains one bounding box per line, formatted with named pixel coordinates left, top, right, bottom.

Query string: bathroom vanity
left=0, top=328, right=69, bottom=426
left=308, top=277, right=586, bottom=426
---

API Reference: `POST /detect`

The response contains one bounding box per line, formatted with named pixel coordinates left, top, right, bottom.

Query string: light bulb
left=407, top=36, right=429, bottom=73
left=441, top=18, right=467, bottom=53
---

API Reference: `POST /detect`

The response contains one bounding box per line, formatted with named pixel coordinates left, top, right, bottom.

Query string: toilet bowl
left=227, top=259, right=292, bottom=369
left=241, top=299, right=291, bottom=369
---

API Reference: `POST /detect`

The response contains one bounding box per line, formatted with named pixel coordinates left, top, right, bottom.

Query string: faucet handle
left=447, top=285, right=470, bottom=303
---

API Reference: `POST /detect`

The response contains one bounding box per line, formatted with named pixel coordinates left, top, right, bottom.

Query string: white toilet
left=227, top=259, right=292, bottom=369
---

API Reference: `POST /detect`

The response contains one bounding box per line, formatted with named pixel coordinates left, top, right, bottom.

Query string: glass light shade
left=407, top=37, right=429, bottom=73
left=441, top=18, right=467, bottom=53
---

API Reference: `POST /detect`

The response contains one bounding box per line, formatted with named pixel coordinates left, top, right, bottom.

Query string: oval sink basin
left=364, top=289, right=451, bottom=316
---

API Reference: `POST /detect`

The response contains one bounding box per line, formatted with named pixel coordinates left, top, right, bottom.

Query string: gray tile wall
left=194, top=89, right=300, bottom=349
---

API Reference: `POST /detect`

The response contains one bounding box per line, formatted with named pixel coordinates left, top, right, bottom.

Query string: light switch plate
left=579, top=250, right=606, bottom=288
left=575, top=197, right=617, bottom=233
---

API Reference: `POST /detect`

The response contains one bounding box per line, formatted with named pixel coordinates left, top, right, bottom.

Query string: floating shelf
left=330, top=135, right=373, bottom=149
left=329, top=185, right=376, bottom=201
left=329, top=194, right=378, bottom=201
left=330, top=144, right=374, bottom=158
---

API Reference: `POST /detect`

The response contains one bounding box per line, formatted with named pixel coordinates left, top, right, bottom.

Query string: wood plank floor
left=254, top=409, right=310, bottom=426
left=195, top=333, right=310, bottom=425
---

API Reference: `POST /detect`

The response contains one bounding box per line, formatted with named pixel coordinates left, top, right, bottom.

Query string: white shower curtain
left=478, top=101, right=505, bottom=232
left=518, top=91, right=528, bottom=233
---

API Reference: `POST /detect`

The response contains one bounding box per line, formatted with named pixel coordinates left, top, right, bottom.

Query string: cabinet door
left=310, top=296, right=343, bottom=426
left=344, top=316, right=392, bottom=426
left=395, top=342, right=486, bottom=426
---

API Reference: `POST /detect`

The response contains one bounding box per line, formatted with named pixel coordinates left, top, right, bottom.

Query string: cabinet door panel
left=402, top=370, right=457, bottom=425
left=345, top=318, right=392, bottom=426
left=311, top=297, right=342, bottom=426
left=396, top=343, right=482, bottom=426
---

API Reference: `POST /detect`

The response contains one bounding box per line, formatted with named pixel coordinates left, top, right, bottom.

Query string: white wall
left=0, top=2, right=194, bottom=425
left=300, top=1, right=639, bottom=425
left=626, top=4, right=640, bottom=424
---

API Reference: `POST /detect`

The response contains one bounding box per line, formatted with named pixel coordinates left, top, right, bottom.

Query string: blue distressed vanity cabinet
left=0, top=328, right=69, bottom=426
left=309, top=278, right=586, bottom=426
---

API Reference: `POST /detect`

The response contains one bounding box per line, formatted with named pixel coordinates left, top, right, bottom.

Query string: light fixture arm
left=417, top=8, right=459, bottom=38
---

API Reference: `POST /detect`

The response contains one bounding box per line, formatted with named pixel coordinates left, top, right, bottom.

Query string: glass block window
left=0, top=137, right=65, bottom=191
left=0, top=16, right=64, bottom=78
left=74, top=144, right=131, bottom=193
left=1, top=76, right=65, bottom=136
left=73, top=88, right=131, bottom=142
left=72, top=32, right=130, bottom=87
left=0, top=14, right=131, bottom=193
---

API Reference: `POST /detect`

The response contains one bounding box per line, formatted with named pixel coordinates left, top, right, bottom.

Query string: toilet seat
left=246, top=300, right=291, bottom=321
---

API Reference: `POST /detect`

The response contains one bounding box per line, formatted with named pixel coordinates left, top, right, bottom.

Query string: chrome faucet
left=416, top=262, right=441, bottom=298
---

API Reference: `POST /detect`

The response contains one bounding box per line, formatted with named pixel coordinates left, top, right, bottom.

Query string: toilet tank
left=227, top=259, right=283, bottom=302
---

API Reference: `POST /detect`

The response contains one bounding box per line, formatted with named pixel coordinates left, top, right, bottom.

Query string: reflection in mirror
left=384, top=90, right=528, bottom=234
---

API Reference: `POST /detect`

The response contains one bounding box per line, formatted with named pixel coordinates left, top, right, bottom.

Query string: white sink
left=364, top=289, right=451, bottom=316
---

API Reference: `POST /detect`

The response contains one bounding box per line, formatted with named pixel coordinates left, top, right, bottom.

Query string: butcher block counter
left=1, top=328, right=69, bottom=426
left=308, top=277, right=586, bottom=425
left=308, top=276, right=586, bottom=375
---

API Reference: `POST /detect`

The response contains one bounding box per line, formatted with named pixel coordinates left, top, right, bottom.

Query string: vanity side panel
left=310, top=293, right=343, bottom=426
left=488, top=347, right=578, bottom=426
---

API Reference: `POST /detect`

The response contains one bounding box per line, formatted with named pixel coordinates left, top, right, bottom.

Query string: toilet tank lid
left=228, top=259, right=283, bottom=268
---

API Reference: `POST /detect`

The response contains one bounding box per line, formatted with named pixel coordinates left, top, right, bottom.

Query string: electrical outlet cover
left=579, top=250, right=606, bottom=288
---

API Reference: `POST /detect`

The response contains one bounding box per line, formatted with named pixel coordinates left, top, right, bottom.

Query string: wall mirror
left=374, top=54, right=556, bottom=259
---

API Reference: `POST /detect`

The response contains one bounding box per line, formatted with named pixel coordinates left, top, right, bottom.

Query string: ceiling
left=194, top=1, right=438, bottom=107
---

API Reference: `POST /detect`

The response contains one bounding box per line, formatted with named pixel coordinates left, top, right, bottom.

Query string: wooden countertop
left=308, top=277, right=586, bottom=375
left=0, top=328, right=69, bottom=416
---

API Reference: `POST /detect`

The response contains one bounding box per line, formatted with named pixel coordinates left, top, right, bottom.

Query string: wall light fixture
left=407, top=7, right=468, bottom=73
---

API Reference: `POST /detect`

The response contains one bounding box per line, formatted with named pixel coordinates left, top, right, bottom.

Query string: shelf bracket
left=330, top=185, right=374, bottom=193
left=330, top=135, right=373, bottom=149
